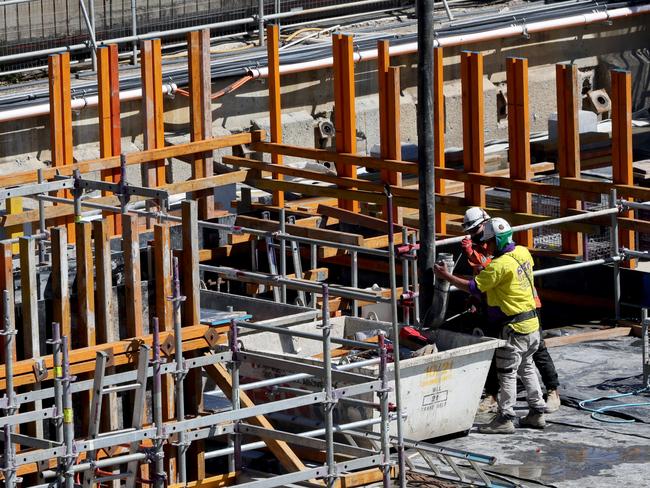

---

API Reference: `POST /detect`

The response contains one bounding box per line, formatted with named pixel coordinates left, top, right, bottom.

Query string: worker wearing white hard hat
left=461, top=207, right=491, bottom=274
left=434, top=217, right=547, bottom=434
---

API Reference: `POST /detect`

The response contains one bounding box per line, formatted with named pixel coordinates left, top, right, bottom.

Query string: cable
left=578, top=387, right=650, bottom=423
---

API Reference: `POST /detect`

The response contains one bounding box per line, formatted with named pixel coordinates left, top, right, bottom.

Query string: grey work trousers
left=495, top=327, right=546, bottom=419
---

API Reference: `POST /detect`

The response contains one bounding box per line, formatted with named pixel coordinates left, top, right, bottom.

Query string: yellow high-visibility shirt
left=474, top=245, right=539, bottom=334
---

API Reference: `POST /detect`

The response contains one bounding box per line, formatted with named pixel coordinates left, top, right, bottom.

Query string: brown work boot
left=478, top=415, right=515, bottom=434
left=546, top=390, right=561, bottom=413
left=477, top=394, right=498, bottom=413
left=520, top=411, right=546, bottom=429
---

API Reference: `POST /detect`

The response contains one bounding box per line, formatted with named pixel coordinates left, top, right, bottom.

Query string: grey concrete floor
left=435, top=336, right=650, bottom=487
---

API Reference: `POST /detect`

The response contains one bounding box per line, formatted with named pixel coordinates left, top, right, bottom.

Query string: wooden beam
left=507, top=57, right=533, bottom=246
left=141, top=39, right=166, bottom=188
left=50, top=227, right=71, bottom=342
left=0, top=242, right=16, bottom=364
left=188, top=29, right=215, bottom=219
left=317, top=204, right=409, bottom=233
left=461, top=51, right=485, bottom=207
left=203, top=361, right=308, bottom=474
left=333, top=34, right=359, bottom=212
left=556, top=63, right=583, bottom=255
left=267, top=24, right=284, bottom=208
left=0, top=132, right=260, bottom=189
left=433, top=47, right=447, bottom=234
left=98, top=45, right=122, bottom=235
left=19, top=236, right=43, bottom=439
left=611, top=69, right=635, bottom=268
left=76, top=222, right=96, bottom=348
left=6, top=197, right=22, bottom=253
left=545, top=327, right=630, bottom=348
left=123, top=214, right=144, bottom=338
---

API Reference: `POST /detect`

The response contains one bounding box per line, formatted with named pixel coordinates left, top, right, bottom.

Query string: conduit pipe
left=0, top=82, right=176, bottom=123
left=247, top=3, right=650, bottom=79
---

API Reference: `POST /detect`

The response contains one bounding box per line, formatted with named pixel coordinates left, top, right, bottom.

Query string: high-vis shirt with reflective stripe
left=473, top=245, right=539, bottom=334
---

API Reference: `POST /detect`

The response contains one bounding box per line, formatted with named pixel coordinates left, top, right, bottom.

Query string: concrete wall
left=0, top=14, right=648, bottom=182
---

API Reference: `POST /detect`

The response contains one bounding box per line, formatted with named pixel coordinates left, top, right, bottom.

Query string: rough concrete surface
left=436, top=336, right=650, bottom=487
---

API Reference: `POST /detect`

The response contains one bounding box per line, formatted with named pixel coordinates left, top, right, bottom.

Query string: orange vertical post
left=433, top=47, right=447, bottom=234
left=0, top=242, right=16, bottom=364
left=507, top=57, right=533, bottom=247
left=332, top=34, right=359, bottom=212
left=188, top=30, right=215, bottom=219
left=611, top=69, right=635, bottom=268
left=141, top=39, right=166, bottom=189
left=267, top=25, right=284, bottom=208
left=556, top=63, right=583, bottom=255
left=48, top=53, right=75, bottom=242
left=98, top=45, right=122, bottom=235
left=378, top=41, right=402, bottom=222
left=461, top=51, right=485, bottom=208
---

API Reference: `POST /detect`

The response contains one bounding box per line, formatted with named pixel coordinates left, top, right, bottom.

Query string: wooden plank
left=507, top=57, right=533, bottom=246
left=76, top=222, right=96, bottom=348
left=385, top=66, right=403, bottom=222
left=93, top=220, right=114, bottom=345
left=0, top=132, right=260, bottom=189
left=336, top=467, right=396, bottom=488
left=267, top=24, right=284, bottom=208
left=153, top=38, right=166, bottom=186
left=611, top=69, right=635, bottom=267
left=233, top=215, right=364, bottom=246
left=461, top=51, right=485, bottom=207
left=0, top=170, right=248, bottom=229
left=317, top=204, right=409, bottom=233
left=0, top=324, right=226, bottom=389
left=153, top=223, right=175, bottom=426
left=434, top=47, right=447, bottom=234
left=19, top=236, right=43, bottom=440
left=203, top=361, right=308, bottom=474
left=6, top=197, right=23, bottom=253
left=333, top=34, right=359, bottom=212
left=556, top=63, right=583, bottom=255
left=123, top=214, right=144, bottom=338
left=545, top=327, right=630, bottom=348
left=0, top=242, right=16, bottom=364
left=50, top=227, right=71, bottom=342
left=168, top=472, right=238, bottom=488
left=60, top=53, right=75, bottom=242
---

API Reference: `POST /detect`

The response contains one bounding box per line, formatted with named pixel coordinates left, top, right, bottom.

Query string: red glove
left=461, top=236, right=473, bottom=256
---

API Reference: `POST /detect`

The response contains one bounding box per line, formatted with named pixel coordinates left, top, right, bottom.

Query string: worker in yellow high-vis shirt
left=434, top=217, right=546, bottom=434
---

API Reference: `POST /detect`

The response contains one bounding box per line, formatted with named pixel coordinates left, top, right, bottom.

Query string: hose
left=578, top=387, right=650, bottom=423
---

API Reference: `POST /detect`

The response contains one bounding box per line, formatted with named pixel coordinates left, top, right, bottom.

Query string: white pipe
left=1, top=4, right=649, bottom=123
left=0, top=83, right=176, bottom=123
left=248, top=4, right=650, bottom=79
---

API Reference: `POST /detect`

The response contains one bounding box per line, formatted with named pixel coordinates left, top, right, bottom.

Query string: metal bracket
left=32, top=359, right=48, bottom=382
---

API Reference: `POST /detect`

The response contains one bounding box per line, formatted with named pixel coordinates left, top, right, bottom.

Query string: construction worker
left=460, top=207, right=561, bottom=414
left=435, top=217, right=547, bottom=433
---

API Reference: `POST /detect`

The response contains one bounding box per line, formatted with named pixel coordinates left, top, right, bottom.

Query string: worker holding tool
left=460, top=207, right=561, bottom=415
left=435, top=217, right=547, bottom=434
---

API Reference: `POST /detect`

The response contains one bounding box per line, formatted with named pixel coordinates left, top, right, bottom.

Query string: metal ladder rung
left=103, top=382, right=142, bottom=394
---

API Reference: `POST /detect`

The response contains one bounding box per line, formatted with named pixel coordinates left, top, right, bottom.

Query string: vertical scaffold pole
left=171, top=257, right=187, bottom=482
left=152, top=317, right=166, bottom=488
left=610, top=189, right=621, bottom=321
left=229, top=319, right=242, bottom=471
left=2, top=290, right=17, bottom=488
left=378, top=332, right=391, bottom=488
left=61, top=335, right=75, bottom=488
left=385, top=188, right=405, bottom=487
left=320, top=283, right=336, bottom=488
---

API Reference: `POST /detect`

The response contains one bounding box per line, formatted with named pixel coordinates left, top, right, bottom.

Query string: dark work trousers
left=484, top=330, right=560, bottom=397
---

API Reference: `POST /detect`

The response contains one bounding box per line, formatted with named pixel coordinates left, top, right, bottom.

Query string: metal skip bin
left=237, top=316, right=503, bottom=441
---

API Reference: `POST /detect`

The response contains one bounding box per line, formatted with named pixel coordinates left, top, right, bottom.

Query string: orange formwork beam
left=97, top=45, right=123, bottom=235
left=48, top=53, right=75, bottom=242
left=433, top=47, right=447, bottom=234
left=141, top=39, right=166, bottom=189
left=556, top=63, right=583, bottom=255
left=378, top=40, right=403, bottom=223
left=507, top=57, right=533, bottom=247
left=611, top=69, right=635, bottom=268
left=461, top=51, right=485, bottom=208
left=188, top=29, right=215, bottom=219
left=333, top=34, right=359, bottom=212
left=267, top=24, right=285, bottom=208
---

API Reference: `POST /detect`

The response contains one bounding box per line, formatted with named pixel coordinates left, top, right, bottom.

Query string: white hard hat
left=462, top=207, right=490, bottom=232
left=481, top=217, right=514, bottom=250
